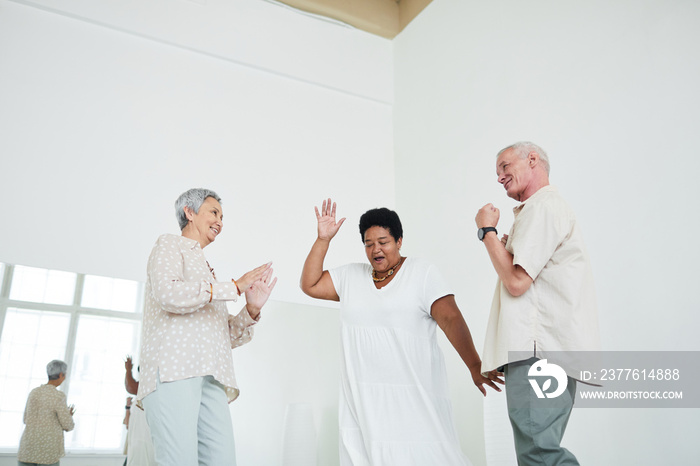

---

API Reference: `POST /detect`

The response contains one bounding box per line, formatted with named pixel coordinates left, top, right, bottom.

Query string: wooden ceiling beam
left=398, top=0, right=433, bottom=33
left=277, top=0, right=432, bottom=39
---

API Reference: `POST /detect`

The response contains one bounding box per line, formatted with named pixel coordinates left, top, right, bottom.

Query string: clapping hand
left=236, top=262, right=273, bottom=293
left=315, top=198, right=346, bottom=241
left=245, top=267, right=277, bottom=319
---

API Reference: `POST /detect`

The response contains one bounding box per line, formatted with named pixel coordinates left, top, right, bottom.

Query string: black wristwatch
left=478, top=227, right=497, bottom=241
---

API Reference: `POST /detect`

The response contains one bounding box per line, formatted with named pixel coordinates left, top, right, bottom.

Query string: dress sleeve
left=148, top=235, right=237, bottom=315
left=55, top=392, right=75, bottom=432
left=510, top=201, right=572, bottom=280
left=327, top=263, right=351, bottom=300
left=227, top=307, right=258, bottom=349
left=421, top=261, right=454, bottom=316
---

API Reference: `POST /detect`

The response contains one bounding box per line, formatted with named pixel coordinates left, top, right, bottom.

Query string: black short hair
left=359, top=208, right=403, bottom=242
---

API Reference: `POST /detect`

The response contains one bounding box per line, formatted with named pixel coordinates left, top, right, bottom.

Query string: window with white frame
left=0, top=263, right=143, bottom=452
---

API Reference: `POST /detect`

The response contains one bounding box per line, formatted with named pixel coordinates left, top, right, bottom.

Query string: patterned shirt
left=18, top=384, right=74, bottom=464
left=136, top=234, right=257, bottom=405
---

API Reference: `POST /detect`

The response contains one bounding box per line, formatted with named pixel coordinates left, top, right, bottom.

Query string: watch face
left=478, top=227, right=496, bottom=241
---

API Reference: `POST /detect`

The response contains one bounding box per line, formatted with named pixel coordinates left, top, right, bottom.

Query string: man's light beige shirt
left=482, top=186, right=600, bottom=378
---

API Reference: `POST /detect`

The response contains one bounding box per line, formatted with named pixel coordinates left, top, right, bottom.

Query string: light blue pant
left=142, top=375, right=236, bottom=466
left=505, top=358, right=579, bottom=466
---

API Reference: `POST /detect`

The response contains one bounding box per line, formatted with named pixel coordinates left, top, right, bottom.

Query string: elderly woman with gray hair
left=18, top=359, right=75, bottom=466
left=136, top=188, right=276, bottom=466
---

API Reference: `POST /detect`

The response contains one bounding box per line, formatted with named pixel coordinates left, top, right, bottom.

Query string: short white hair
left=174, top=188, right=221, bottom=230
left=497, top=141, right=550, bottom=175
left=47, top=360, right=67, bottom=380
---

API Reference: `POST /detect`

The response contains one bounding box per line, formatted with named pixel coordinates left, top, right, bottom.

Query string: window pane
left=0, top=411, right=23, bottom=448
left=81, top=275, right=142, bottom=313
left=9, top=265, right=76, bottom=305
left=0, top=308, right=70, bottom=381
left=0, top=309, right=71, bottom=448
left=65, top=413, right=96, bottom=449
left=0, top=265, right=143, bottom=454
left=68, top=315, right=140, bottom=450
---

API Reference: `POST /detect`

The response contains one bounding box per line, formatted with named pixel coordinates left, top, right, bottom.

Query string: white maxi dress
left=329, top=258, right=471, bottom=466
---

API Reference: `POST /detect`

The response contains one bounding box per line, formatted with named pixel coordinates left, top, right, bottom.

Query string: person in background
left=123, top=356, right=154, bottom=466
left=136, top=188, right=276, bottom=466
left=301, top=199, right=502, bottom=466
left=475, top=141, right=600, bottom=465
left=123, top=396, right=131, bottom=465
left=18, top=359, right=75, bottom=466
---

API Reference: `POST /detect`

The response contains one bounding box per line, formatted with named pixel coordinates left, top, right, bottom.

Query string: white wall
left=0, top=1, right=387, bottom=464
left=393, top=0, right=700, bottom=464
left=231, top=300, right=341, bottom=466
left=4, top=0, right=700, bottom=464
left=0, top=0, right=394, bottom=307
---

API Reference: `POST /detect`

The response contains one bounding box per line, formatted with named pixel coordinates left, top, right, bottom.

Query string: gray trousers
left=142, top=375, right=236, bottom=466
left=505, top=358, right=579, bottom=466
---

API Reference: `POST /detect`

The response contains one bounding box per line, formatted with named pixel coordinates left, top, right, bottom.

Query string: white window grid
left=0, top=263, right=144, bottom=453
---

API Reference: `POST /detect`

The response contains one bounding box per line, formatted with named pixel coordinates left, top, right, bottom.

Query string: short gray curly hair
left=497, top=141, right=550, bottom=175
left=47, top=360, right=67, bottom=380
left=174, top=188, right=222, bottom=230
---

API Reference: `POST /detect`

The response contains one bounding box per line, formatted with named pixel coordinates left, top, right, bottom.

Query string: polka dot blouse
left=18, top=384, right=74, bottom=464
left=136, top=234, right=257, bottom=406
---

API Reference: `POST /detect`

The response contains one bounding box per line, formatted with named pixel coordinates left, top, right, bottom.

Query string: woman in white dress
left=301, top=199, right=503, bottom=466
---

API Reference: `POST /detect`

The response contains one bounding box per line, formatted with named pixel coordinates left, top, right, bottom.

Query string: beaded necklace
left=372, top=257, right=404, bottom=282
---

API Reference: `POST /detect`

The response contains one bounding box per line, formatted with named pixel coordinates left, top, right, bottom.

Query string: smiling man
left=475, top=142, right=600, bottom=465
